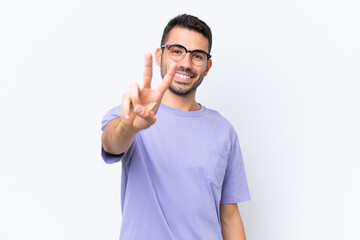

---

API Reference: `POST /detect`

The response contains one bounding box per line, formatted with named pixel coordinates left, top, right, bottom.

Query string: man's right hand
left=102, top=53, right=176, bottom=155
left=121, top=53, right=176, bottom=131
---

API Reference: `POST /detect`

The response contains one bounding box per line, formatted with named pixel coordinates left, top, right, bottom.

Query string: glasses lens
left=190, top=51, right=207, bottom=66
left=168, top=45, right=186, bottom=61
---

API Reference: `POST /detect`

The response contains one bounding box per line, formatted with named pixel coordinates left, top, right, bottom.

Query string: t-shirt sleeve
left=101, top=105, right=134, bottom=164
left=220, top=133, right=251, bottom=204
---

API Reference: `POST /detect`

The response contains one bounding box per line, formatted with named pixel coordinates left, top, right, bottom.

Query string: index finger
left=143, top=53, right=153, bottom=88
left=157, top=62, right=177, bottom=94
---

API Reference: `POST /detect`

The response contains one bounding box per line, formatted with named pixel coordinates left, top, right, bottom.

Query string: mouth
left=174, top=72, right=193, bottom=84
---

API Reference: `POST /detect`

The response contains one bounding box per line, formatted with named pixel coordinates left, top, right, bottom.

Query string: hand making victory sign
left=121, top=53, right=177, bottom=131
left=102, top=53, right=177, bottom=155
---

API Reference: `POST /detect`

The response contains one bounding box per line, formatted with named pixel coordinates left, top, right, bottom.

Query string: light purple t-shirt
left=101, top=104, right=250, bottom=240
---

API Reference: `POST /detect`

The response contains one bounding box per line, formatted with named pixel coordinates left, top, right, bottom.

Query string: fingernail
left=135, top=105, right=144, bottom=115
left=124, top=115, right=130, bottom=119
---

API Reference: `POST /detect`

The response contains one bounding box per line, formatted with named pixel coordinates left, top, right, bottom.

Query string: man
left=101, top=14, right=250, bottom=240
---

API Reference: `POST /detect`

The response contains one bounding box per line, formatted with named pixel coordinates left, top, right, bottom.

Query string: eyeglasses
left=161, top=44, right=211, bottom=66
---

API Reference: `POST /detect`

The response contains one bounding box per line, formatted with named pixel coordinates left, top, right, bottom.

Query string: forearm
left=102, top=117, right=138, bottom=155
left=220, top=206, right=246, bottom=240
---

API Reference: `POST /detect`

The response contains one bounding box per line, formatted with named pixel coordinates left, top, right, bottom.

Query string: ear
left=155, top=48, right=162, bottom=67
left=204, top=59, right=212, bottom=76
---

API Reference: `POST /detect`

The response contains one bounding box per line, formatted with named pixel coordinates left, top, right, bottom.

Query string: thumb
left=134, top=104, right=156, bottom=125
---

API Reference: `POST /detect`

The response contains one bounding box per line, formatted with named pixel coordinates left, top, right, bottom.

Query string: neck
left=161, top=90, right=201, bottom=111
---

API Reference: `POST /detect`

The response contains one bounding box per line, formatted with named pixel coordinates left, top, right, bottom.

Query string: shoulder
left=204, top=106, right=234, bottom=130
left=202, top=106, right=239, bottom=142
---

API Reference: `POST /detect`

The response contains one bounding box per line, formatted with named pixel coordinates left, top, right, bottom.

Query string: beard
left=160, top=59, right=207, bottom=97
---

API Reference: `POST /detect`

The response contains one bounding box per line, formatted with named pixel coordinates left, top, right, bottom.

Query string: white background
left=1, top=0, right=359, bottom=239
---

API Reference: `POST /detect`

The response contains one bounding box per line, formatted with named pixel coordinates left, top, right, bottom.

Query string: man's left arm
left=220, top=203, right=246, bottom=240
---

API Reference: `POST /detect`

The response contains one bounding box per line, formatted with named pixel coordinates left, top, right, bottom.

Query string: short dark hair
left=160, top=14, right=212, bottom=53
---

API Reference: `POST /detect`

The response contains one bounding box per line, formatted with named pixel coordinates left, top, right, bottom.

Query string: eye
left=170, top=46, right=184, bottom=55
left=192, top=52, right=205, bottom=60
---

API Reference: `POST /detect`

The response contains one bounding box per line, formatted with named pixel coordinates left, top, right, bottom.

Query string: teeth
left=175, top=73, right=191, bottom=79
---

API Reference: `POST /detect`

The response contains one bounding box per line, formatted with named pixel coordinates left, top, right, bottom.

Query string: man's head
left=160, top=14, right=212, bottom=54
left=156, top=14, right=213, bottom=97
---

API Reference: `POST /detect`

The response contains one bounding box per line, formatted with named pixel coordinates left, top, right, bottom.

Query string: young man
left=101, top=14, right=250, bottom=240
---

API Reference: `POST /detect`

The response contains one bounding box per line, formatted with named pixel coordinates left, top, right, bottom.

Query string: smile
left=175, top=73, right=192, bottom=79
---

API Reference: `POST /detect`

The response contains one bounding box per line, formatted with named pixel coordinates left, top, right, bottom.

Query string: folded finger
left=129, top=82, right=141, bottom=107
left=121, top=91, right=131, bottom=120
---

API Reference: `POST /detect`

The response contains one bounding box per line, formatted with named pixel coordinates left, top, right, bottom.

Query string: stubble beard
left=160, top=60, right=206, bottom=97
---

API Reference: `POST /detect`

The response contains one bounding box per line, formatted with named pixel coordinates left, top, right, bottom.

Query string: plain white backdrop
left=1, top=0, right=359, bottom=239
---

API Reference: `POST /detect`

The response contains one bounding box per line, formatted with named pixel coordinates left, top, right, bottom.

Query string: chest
left=138, top=117, right=232, bottom=188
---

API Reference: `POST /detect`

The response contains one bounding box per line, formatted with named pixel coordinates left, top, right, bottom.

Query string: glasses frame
left=161, top=44, right=212, bottom=65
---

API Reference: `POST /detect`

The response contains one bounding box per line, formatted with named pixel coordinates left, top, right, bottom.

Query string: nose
left=178, top=52, right=193, bottom=70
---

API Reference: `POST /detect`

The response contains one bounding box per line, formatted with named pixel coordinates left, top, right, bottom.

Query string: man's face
left=156, top=27, right=212, bottom=96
